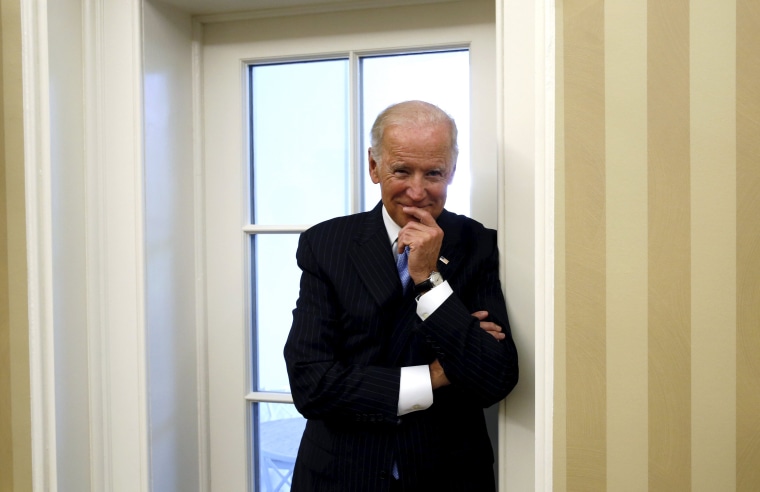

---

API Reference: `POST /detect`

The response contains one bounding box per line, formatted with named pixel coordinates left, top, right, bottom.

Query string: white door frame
left=496, top=1, right=555, bottom=490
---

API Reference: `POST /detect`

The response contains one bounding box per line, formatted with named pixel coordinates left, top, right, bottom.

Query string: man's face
left=369, top=123, right=456, bottom=227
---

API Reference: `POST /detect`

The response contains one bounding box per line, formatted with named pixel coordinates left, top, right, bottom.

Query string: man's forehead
left=385, top=120, right=450, bottom=135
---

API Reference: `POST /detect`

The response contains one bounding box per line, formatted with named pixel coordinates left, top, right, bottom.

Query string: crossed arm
left=398, top=206, right=509, bottom=391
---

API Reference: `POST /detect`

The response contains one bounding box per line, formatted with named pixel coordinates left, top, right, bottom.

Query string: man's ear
left=368, top=149, right=381, bottom=184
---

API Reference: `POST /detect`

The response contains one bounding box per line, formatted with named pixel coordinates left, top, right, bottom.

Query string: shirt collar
left=381, top=205, right=402, bottom=246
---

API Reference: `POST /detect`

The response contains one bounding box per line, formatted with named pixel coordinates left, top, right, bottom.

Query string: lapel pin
left=439, top=256, right=449, bottom=265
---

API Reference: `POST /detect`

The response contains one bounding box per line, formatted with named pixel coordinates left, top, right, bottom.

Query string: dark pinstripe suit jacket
left=284, top=202, right=519, bottom=491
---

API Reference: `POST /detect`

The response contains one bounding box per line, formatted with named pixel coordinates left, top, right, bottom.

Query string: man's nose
left=406, top=175, right=426, bottom=201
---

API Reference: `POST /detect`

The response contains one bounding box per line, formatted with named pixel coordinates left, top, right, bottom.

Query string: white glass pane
left=256, top=402, right=305, bottom=492
left=251, top=60, right=349, bottom=224
left=360, top=51, right=471, bottom=215
left=254, top=234, right=301, bottom=392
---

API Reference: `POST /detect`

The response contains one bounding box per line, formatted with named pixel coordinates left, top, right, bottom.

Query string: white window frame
left=201, top=5, right=498, bottom=490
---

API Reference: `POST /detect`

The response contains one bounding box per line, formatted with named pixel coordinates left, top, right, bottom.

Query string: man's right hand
left=429, top=359, right=450, bottom=389
left=398, top=206, right=444, bottom=284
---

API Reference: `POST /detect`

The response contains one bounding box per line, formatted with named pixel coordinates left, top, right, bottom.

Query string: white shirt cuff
left=397, top=365, right=433, bottom=416
left=415, top=280, right=453, bottom=320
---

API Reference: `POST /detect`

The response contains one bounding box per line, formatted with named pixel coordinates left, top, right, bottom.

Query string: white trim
left=192, top=17, right=212, bottom=492
left=245, top=392, right=295, bottom=404
left=495, top=5, right=515, bottom=491
left=496, top=0, right=555, bottom=490
left=82, top=0, right=110, bottom=488
left=242, top=224, right=311, bottom=234
left=348, top=51, right=361, bottom=215
left=494, top=1, right=509, bottom=487
left=21, top=0, right=58, bottom=490
left=83, top=1, right=151, bottom=489
left=195, top=0, right=461, bottom=23
left=131, top=4, right=150, bottom=481
left=535, top=0, right=556, bottom=490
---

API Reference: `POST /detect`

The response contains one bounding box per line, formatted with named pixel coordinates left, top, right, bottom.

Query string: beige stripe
left=564, top=0, right=606, bottom=490
left=554, top=0, right=567, bottom=488
left=604, top=1, right=648, bottom=490
left=690, top=1, right=738, bottom=490
left=736, top=0, right=760, bottom=489
left=648, top=0, right=693, bottom=489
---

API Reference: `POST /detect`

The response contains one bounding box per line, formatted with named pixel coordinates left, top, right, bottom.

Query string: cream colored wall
left=0, top=0, right=32, bottom=490
left=555, top=0, right=760, bottom=491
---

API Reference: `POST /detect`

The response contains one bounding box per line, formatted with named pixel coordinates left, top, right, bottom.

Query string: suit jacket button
left=379, top=471, right=388, bottom=480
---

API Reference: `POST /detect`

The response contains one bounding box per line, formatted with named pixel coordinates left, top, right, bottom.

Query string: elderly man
left=284, top=100, right=518, bottom=491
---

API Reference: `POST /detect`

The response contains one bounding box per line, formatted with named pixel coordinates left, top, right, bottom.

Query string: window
left=247, top=50, right=470, bottom=491
left=201, top=6, right=497, bottom=489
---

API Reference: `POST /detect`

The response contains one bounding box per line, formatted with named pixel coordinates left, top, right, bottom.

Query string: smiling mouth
left=399, top=201, right=433, bottom=209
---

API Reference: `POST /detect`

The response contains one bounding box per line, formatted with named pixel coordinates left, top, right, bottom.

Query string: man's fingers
left=472, top=311, right=505, bottom=340
left=481, top=322, right=505, bottom=340
left=402, top=206, right=437, bottom=226
left=479, top=321, right=502, bottom=333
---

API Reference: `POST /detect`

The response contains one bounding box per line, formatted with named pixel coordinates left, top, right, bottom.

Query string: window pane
left=251, top=60, right=350, bottom=224
left=253, top=234, right=301, bottom=392
left=360, top=51, right=471, bottom=215
left=255, top=402, right=305, bottom=492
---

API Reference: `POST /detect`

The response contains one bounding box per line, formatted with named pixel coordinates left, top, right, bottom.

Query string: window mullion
left=349, top=51, right=362, bottom=215
left=243, top=225, right=310, bottom=234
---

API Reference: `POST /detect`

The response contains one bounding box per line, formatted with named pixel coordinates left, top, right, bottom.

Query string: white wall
left=143, top=2, right=201, bottom=491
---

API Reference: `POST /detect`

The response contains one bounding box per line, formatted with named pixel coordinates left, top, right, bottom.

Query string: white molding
left=348, top=51, right=361, bottom=215
left=21, top=0, right=58, bottom=490
left=130, top=17, right=149, bottom=480
left=241, top=224, right=311, bottom=234
left=82, top=1, right=110, bottom=488
left=192, top=17, right=212, bottom=492
left=82, top=0, right=150, bottom=490
left=496, top=0, right=555, bottom=490
left=535, top=0, right=556, bottom=490
left=244, top=392, right=295, bottom=404
left=194, top=0, right=460, bottom=23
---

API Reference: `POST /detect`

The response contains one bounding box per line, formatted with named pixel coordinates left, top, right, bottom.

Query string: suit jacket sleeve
left=423, top=225, right=519, bottom=408
left=284, top=230, right=402, bottom=423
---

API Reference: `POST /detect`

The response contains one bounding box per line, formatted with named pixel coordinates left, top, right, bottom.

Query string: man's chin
left=395, top=214, right=415, bottom=226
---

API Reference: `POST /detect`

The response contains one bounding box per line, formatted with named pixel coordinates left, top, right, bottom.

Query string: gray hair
left=369, top=100, right=459, bottom=167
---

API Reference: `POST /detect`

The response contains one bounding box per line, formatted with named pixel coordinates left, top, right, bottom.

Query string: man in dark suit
left=284, top=100, right=518, bottom=491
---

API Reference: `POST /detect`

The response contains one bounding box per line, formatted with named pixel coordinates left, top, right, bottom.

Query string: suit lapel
left=348, top=207, right=470, bottom=366
left=348, top=203, right=401, bottom=309
left=435, top=209, right=467, bottom=281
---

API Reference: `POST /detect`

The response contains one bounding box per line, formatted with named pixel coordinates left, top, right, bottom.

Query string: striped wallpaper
left=555, top=0, right=760, bottom=491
